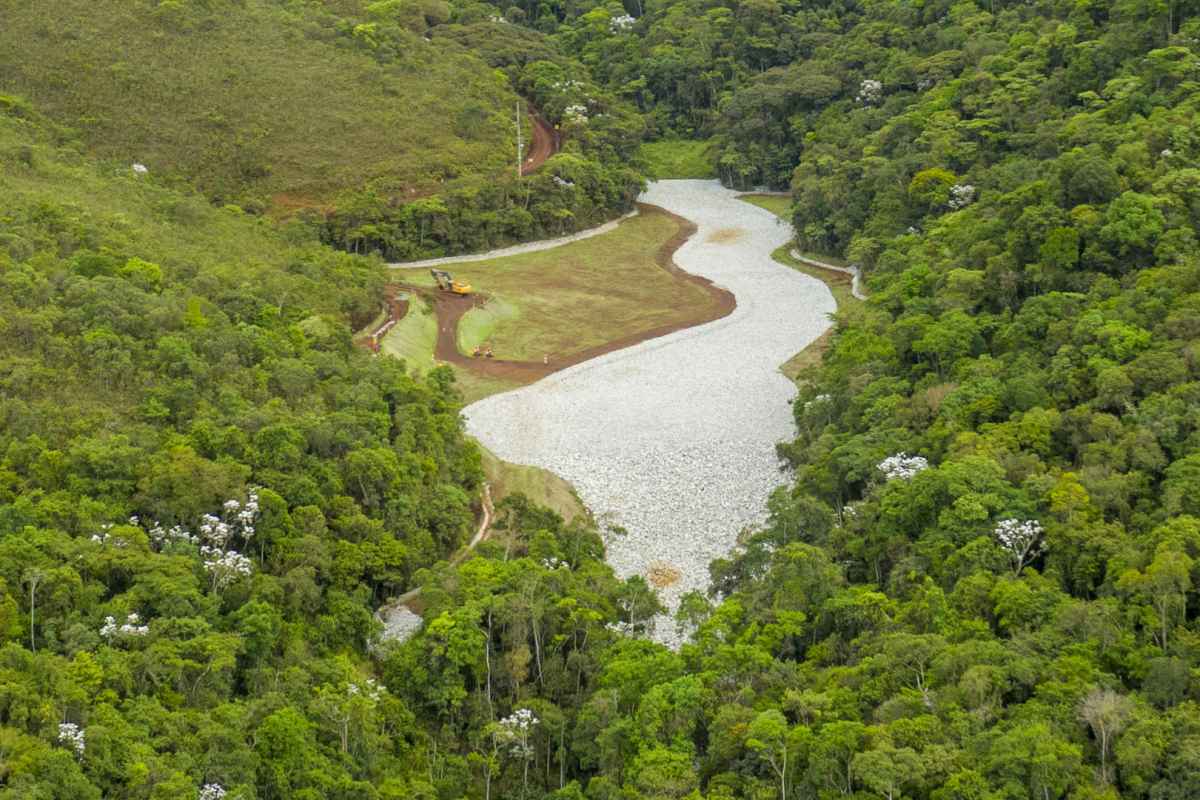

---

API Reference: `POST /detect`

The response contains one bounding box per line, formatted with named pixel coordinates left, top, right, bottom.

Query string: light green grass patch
left=380, top=294, right=438, bottom=370
left=458, top=296, right=521, bottom=353
left=639, top=139, right=717, bottom=179
left=427, top=208, right=712, bottom=363
left=454, top=372, right=525, bottom=405
left=738, top=193, right=792, bottom=219
left=480, top=448, right=589, bottom=524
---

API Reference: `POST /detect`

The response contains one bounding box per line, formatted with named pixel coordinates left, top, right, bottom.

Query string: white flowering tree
left=993, top=518, right=1045, bottom=574
left=609, top=12, right=635, bottom=32
left=198, top=784, right=227, bottom=800
left=876, top=453, right=929, bottom=482
left=57, top=722, right=85, bottom=759
left=563, top=103, right=588, bottom=123
left=100, top=612, right=149, bottom=643
left=201, top=547, right=254, bottom=593
left=149, top=523, right=197, bottom=549
left=856, top=79, right=883, bottom=105
left=195, top=489, right=261, bottom=593
left=486, top=708, right=539, bottom=796
left=948, top=183, right=976, bottom=209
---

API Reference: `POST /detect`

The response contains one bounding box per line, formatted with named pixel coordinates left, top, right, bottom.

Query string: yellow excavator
left=430, top=268, right=471, bottom=296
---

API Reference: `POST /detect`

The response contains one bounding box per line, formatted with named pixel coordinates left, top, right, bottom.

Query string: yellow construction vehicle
left=430, top=268, right=471, bottom=296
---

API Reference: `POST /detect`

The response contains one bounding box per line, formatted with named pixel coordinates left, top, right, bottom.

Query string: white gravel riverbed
left=462, top=180, right=836, bottom=647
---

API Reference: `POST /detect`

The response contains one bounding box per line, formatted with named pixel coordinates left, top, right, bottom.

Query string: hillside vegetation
left=0, top=0, right=517, bottom=208
left=322, top=15, right=648, bottom=259
left=4, top=1, right=1200, bottom=799
left=0, top=103, right=501, bottom=796
left=386, top=3, right=1200, bottom=799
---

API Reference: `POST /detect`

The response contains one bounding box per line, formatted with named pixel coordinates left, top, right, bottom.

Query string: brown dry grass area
left=647, top=562, right=682, bottom=588
left=706, top=227, right=746, bottom=244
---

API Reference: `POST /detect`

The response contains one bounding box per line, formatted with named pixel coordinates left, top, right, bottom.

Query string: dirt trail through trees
left=376, top=482, right=494, bottom=637
left=521, top=111, right=557, bottom=175
left=353, top=286, right=409, bottom=353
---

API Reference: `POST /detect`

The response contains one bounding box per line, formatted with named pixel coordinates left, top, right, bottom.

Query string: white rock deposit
left=463, top=180, right=836, bottom=646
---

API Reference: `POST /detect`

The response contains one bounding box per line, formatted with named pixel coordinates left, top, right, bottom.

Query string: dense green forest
left=3, top=0, right=1200, bottom=799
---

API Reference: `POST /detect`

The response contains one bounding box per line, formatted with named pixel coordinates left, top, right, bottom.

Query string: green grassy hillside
left=0, top=96, right=484, bottom=557
left=0, top=100, right=499, bottom=795
left=0, top=0, right=517, bottom=209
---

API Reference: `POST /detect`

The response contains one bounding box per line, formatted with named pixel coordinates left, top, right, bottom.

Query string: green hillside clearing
left=638, top=139, right=717, bottom=179
left=402, top=207, right=714, bottom=362
left=0, top=0, right=517, bottom=209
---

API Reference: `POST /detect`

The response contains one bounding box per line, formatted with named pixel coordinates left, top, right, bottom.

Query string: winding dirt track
left=521, top=111, right=557, bottom=175
left=396, top=204, right=734, bottom=383
left=353, top=286, right=410, bottom=353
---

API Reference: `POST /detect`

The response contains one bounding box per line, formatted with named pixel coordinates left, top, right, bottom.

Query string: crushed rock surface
left=464, top=180, right=836, bottom=647
left=377, top=605, right=423, bottom=644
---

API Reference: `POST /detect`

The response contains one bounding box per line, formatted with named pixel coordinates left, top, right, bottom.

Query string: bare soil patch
left=521, top=111, right=558, bottom=175
left=706, top=227, right=746, bottom=244
left=647, top=562, right=682, bottom=589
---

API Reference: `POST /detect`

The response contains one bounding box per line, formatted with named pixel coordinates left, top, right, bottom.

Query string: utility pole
left=515, top=101, right=523, bottom=179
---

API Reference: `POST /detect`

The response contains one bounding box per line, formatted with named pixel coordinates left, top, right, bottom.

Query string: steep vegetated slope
left=5, top=1, right=1200, bottom=799
left=0, top=0, right=650, bottom=260
left=0, top=0, right=517, bottom=208
left=0, top=104, right=502, bottom=796
left=325, top=12, right=649, bottom=259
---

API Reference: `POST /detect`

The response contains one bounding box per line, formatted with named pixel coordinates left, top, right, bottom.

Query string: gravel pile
left=462, top=180, right=836, bottom=648
left=377, top=604, right=423, bottom=643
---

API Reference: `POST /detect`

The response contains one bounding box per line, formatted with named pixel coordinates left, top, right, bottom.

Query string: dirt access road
left=521, top=111, right=557, bottom=175
left=353, top=287, right=409, bottom=353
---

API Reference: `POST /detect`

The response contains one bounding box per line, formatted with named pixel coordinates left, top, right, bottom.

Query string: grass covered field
left=0, top=0, right=516, bottom=209
left=401, top=207, right=717, bottom=363
left=738, top=193, right=791, bottom=219
left=480, top=449, right=588, bottom=523
left=379, top=293, right=438, bottom=369
left=638, top=139, right=717, bottom=179
left=457, top=297, right=520, bottom=355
